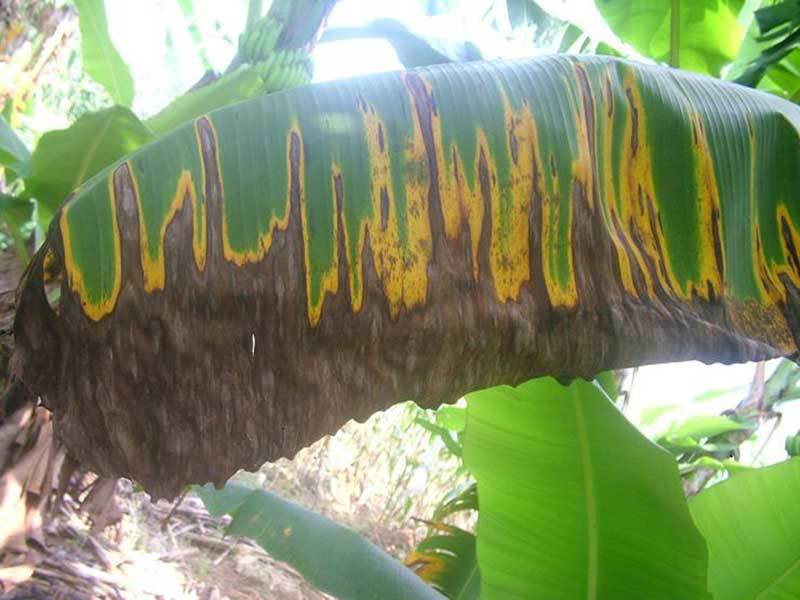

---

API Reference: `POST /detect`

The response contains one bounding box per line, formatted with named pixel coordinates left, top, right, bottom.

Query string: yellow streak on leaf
left=490, top=95, right=532, bottom=302
left=691, top=113, right=724, bottom=301
left=131, top=163, right=196, bottom=292
left=619, top=71, right=683, bottom=299
left=598, top=74, right=643, bottom=298
left=422, top=74, right=484, bottom=283
left=191, top=119, right=208, bottom=272
left=357, top=99, right=431, bottom=318
left=775, top=204, right=800, bottom=291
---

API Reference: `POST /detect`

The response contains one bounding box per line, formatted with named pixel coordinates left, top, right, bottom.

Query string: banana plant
left=146, top=0, right=336, bottom=136
left=12, top=54, right=800, bottom=497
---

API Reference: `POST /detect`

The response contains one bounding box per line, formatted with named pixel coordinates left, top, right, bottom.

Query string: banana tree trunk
left=13, top=55, right=800, bottom=497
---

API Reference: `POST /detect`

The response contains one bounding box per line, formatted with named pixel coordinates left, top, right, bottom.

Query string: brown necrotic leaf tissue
left=13, top=56, right=800, bottom=497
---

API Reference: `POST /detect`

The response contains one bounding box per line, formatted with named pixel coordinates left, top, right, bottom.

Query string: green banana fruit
left=239, top=15, right=284, bottom=63
left=255, top=51, right=279, bottom=79
left=259, top=18, right=282, bottom=56
left=238, top=26, right=259, bottom=61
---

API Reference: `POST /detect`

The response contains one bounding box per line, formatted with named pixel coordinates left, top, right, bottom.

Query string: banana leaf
left=13, top=55, right=800, bottom=496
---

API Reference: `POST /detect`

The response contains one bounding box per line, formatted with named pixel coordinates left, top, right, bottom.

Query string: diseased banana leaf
left=13, top=55, right=800, bottom=496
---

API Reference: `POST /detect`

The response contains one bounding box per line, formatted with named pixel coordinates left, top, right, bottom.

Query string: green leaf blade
left=690, top=458, right=800, bottom=600
left=0, top=193, right=33, bottom=263
left=597, top=0, right=746, bottom=76
left=463, top=377, right=711, bottom=599
left=408, top=522, right=479, bottom=600
left=196, top=484, right=443, bottom=600
left=25, top=106, right=153, bottom=226
left=661, top=415, right=752, bottom=441
left=0, top=116, right=31, bottom=178
left=74, top=0, right=135, bottom=106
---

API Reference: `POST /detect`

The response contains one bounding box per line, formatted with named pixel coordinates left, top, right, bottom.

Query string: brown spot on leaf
left=380, top=187, right=390, bottom=230
left=711, top=206, right=725, bottom=281
left=509, top=120, right=519, bottom=165
left=604, top=75, right=614, bottom=119
left=707, top=281, right=717, bottom=303
left=782, top=216, right=800, bottom=276
left=405, top=72, right=444, bottom=253
left=477, top=148, right=493, bottom=282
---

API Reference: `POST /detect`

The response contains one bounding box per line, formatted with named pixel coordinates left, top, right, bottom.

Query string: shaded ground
left=4, top=483, right=328, bottom=599
left=1, top=367, right=469, bottom=599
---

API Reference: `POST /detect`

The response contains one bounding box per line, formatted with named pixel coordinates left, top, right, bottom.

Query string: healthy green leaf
left=594, top=370, right=619, bottom=401
left=0, top=193, right=33, bottom=264
left=760, top=50, right=800, bottom=98
left=74, top=0, right=135, bottom=106
left=416, top=417, right=463, bottom=457
left=463, top=376, right=711, bottom=599
left=726, top=0, right=787, bottom=86
left=433, top=481, right=477, bottom=522
left=25, top=106, right=153, bottom=227
left=690, top=458, right=800, bottom=599
left=682, top=455, right=752, bottom=475
left=787, top=431, right=800, bottom=456
left=764, top=358, right=800, bottom=406
left=409, top=482, right=478, bottom=598
left=144, top=67, right=264, bottom=136
left=661, top=435, right=738, bottom=454
left=596, top=0, right=747, bottom=75
left=407, top=522, right=479, bottom=600
left=435, top=405, right=466, bottom=432
left=0, top=116, right=31, bottom=179
left=660, top=415, right=752, bottom=442
left=196, top=484, right=443, bottom=600
left=755, top=1, right=800, bottom=35
left=558, top=23, right=587, bottom=53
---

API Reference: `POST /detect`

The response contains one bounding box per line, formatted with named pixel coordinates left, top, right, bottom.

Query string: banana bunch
left=238, top=14, right=312, bottom=93
left=238, top=14, right=283, bottom=64
left=255, top=49, right=313, bottom=92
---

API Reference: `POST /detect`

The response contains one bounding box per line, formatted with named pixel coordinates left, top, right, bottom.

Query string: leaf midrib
left=574, top=386, right=598, bottom=600
left=754, top=554, right=800, bottom=599
left=71, top=110, right=114, bottom=193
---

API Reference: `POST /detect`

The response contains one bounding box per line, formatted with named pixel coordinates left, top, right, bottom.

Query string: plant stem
left=670, top=0, right=680, bottom=68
